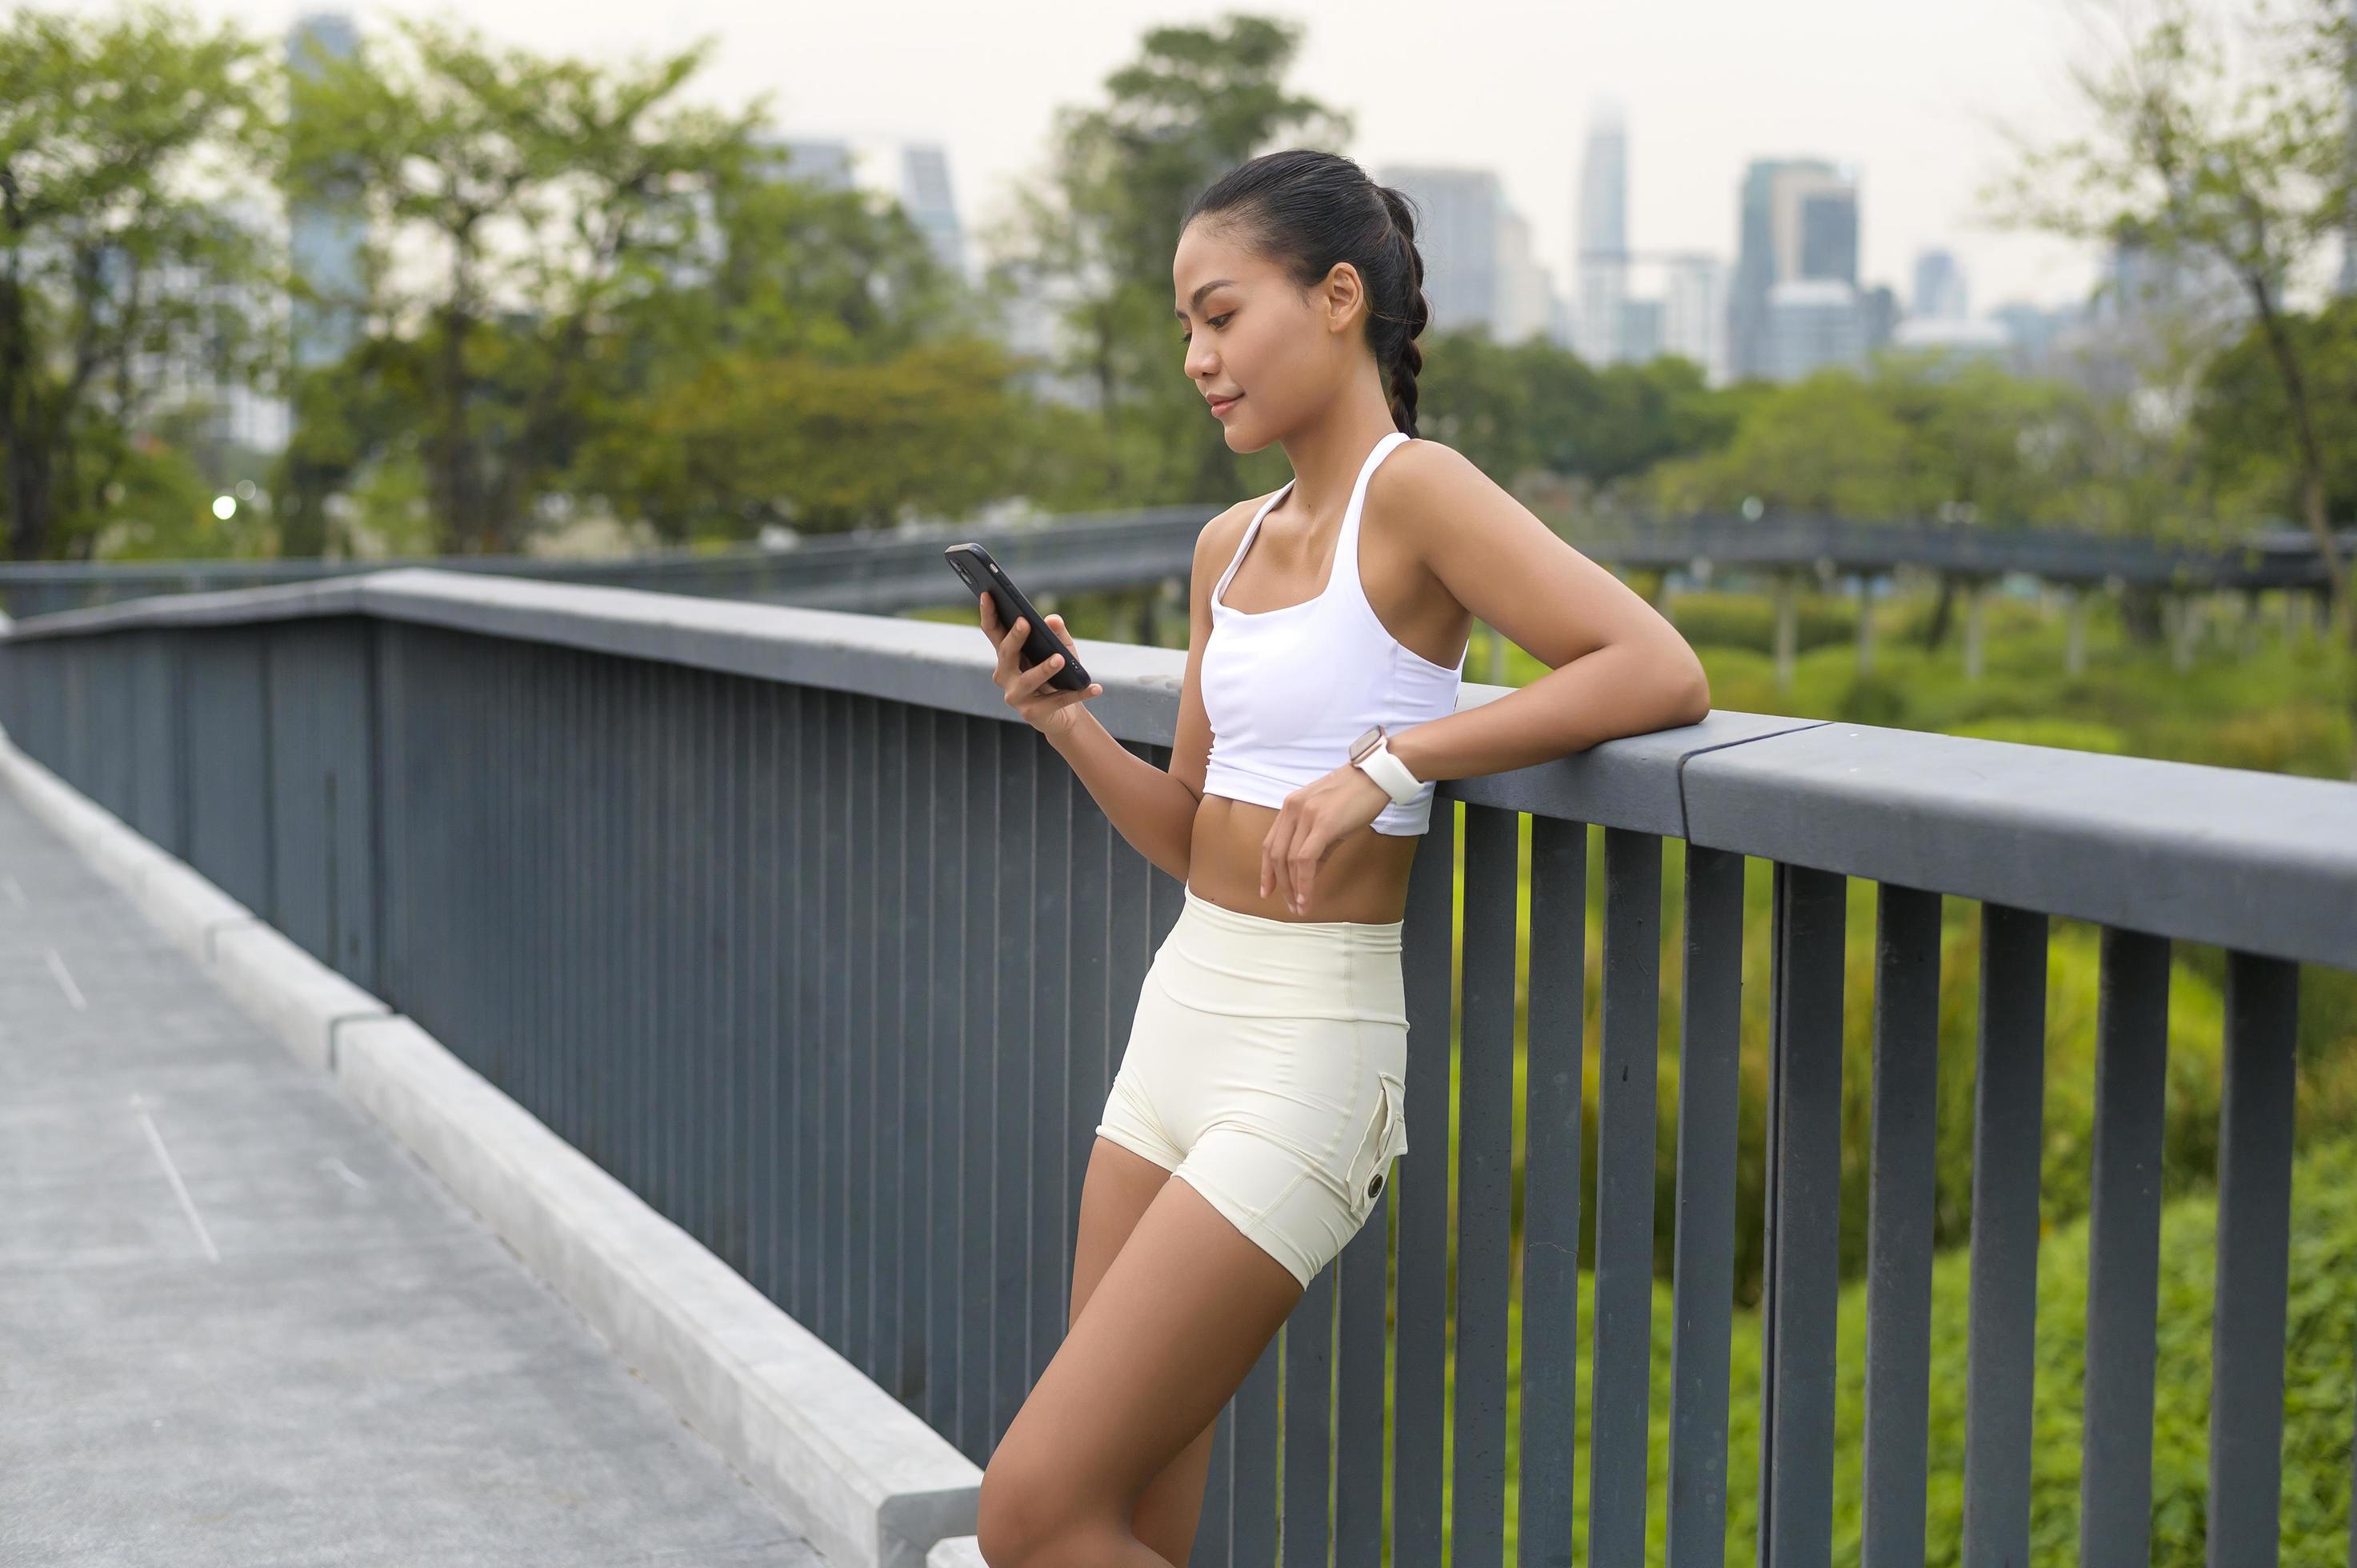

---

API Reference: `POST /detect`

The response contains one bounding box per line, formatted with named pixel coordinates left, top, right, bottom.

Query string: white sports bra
left=1200, top=430, right=1466, bottom=836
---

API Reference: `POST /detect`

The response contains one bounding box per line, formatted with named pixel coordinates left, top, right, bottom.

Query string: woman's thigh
left=1070, top=1137, right=1219, bottom=1562
left=980, top=1166, right=1303, bottom=1547
left=1070, top=1134, right=1171, bottom=1330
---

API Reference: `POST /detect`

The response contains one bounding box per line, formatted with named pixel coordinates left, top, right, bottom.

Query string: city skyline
left=182, top=0, right=2113, bottom=316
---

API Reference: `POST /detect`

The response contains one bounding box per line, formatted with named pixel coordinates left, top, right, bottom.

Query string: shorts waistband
left=1155, top=886, right=1407, bottom=1023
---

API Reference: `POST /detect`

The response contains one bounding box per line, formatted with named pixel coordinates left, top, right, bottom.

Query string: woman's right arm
left=980, top=507, right=1239, bottom=884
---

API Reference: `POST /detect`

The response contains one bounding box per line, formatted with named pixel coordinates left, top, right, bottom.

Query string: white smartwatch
left=1349, top=723, right=1423, bottom=806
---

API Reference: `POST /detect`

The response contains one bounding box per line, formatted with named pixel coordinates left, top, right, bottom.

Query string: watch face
left=1352, top=724, right=1382, bottom=761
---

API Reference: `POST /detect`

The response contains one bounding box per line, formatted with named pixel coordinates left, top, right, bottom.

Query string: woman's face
left=1173, top=218, right=1364, bottom=452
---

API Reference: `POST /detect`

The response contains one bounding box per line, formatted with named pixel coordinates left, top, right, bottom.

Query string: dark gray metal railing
left=2, top=566, right=2351, bottom=1567
left=3, top=511, right=2344, bottom=621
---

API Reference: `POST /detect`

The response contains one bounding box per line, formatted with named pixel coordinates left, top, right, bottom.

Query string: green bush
left=1401, top=1137, right=2357, bottom=1565
left=1460, top=837, right=2300, bottom=1309
left=1947, top=715, right=2130, bottom=754
left=2147, top=705, right=2354, bottom=778
left=1834, top=670, right=1912, bottom=726
left=1668, top=589, right=1859, bottom=654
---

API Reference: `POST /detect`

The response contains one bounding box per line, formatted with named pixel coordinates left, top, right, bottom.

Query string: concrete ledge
left=209, top=922, right=390, bottom=1074
left=138, top=859, right=263, bottom=966
left=928, top=1536, right=987, bottom=1567
left=338, top=1019, right=981, bottom=1568
left=0, top=727, right=138, bottom=874
left=0, top=726, right=984, bottom=1568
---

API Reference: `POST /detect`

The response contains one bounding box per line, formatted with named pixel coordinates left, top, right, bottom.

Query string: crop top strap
left=1214, top=479, right=1294, bottom=602
left=1336, top=430, right=1413, bottom=586
left=1215, top=430, right=1409, bottom=605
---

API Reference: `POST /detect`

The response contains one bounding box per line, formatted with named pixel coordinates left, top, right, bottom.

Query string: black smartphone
left=942, top=542, right=1093, bottom=693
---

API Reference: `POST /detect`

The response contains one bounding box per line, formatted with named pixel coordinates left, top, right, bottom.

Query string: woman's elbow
left=1669, top=654, right=1711, bottom=727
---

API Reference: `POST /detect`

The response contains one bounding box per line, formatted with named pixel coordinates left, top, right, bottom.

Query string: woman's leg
left=1068, top=1137, right=1223, bottom=1565
left=976, top=1146, right=1305, bottom=1568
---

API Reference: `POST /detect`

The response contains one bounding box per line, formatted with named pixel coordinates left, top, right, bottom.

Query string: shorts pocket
left=1343, top=1067, right=1407, bottom=1222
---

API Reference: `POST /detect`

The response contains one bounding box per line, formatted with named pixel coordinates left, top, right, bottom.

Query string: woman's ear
left=1324, top=262, right=1364, bottom=334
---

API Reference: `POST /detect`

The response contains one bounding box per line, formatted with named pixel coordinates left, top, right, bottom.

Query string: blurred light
left=1741, top=495, right=1764, bottom=522
left=235, top=480, right=257, bottom=501
left=212, top=496, right=236, bottom=521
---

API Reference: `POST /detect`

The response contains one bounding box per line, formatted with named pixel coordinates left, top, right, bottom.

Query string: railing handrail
left=0, top=505, right=1215, bottom=584
left=1, top=510, right=2346, bottom=594
left=6, top=563, right=2352, bottom=969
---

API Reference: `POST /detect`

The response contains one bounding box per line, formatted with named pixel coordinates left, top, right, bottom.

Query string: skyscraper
left=898, top=143, right=967, bottom=285
left=1661, top=255, right=1729, bottom=382
left=1376, top=166, right=1503, bottom=336
left=1495, top=208, right=1555, bottom=346
left=2073, top=230, right=2253, bottom=399
left=2343, top=0, right=2357, bottom=295
left=1788, top=177, right=1859, bottom=285
left=1731, top=158, right=1862, bottom=380
left=286, top=10, right=364, bottom=374
left=759, top=136, right=856, bottom=191
left=1575, top=102, right=1629, bottom=366
left=1762, top=278, right=1866, bottom=381
left=746, top=133, right=969, bottom=285
left=1912, top=247, right=1968, bottom=320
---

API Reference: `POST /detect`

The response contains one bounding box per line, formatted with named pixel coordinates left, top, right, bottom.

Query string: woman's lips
left=1210, top=394, right=1242, bottom=417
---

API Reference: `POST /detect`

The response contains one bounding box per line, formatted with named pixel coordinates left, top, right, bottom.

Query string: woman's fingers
left=993, top=614, right=1032, bottom=686
left=1290, top=837, right=1321, bottom=914
left=1262, top=802, right=1329, bottom=914
left=1262, top=810, right=1295, bottom=906
left=1022, top=650, right=1066, bottom=695
left=980, top=595, right=1098, bottom=730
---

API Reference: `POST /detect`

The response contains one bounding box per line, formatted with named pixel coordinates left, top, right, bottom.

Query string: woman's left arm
left=1259, top=442, right=1712, bottom=914
left=1384, top=442, right=1711, bottom=786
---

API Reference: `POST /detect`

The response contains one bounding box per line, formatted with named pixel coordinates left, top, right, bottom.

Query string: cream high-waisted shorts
left=1093, top=883, right=1411, bottom=1290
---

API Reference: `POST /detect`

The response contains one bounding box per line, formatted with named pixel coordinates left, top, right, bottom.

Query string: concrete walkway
left=0, top=787, right=825, bottom=1567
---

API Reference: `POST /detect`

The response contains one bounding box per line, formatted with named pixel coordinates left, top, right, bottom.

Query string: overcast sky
left=186, top=0, right=2135, bottom=313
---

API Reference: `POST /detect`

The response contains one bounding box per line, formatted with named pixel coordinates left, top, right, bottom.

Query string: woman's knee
left=976, top=1450, right=1109, bottom=1567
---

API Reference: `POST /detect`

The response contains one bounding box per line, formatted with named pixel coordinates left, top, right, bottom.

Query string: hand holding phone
left=942, top=542, right=1092, bottom=690
left=978, top=594, right=1101, bottom=735
left=943, top=542, right=1102, bottom=734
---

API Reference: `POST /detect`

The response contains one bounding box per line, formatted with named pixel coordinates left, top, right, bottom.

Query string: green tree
left=282, top=17, right=756, bottom=553
left=1993, top=0, right=2357, bottom=772
left=2195, top=294, right=2357, bottom=523
left=571, top=150, right=1026, bottom=538
left=981, top=15, right=1351, bottom=511
left=1644, top=367, right=1918, bottom=518
left=583, top=338, right=1027, bottom=540
left=0, top=5, right=274, bottom=560
left=1638, top=352, right=2202, bottom=546
left=1419, top=340, right=1741, bottom=498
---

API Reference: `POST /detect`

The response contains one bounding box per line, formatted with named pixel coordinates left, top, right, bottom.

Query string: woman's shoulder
left=1372, top=434, right=1472, bottom=493
left=1364, top=437, right=1486, bottom=533
left=1193, top=492, right=1271, bottom=571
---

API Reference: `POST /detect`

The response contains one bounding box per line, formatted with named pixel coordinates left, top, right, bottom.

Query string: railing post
left=1756, top=862, right=1846, bottom=1568
left=2207, top=950, right=2300, bottom=1566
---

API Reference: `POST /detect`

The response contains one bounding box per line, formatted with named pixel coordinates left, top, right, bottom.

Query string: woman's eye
left=1180, top=314, right=1231, bottom=343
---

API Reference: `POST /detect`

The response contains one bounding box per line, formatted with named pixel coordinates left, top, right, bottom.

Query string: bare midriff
left=1183, top=793, right=1422, bottom=925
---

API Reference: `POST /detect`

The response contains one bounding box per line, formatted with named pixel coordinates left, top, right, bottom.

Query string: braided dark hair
left=1183, top=149, right=1431, bottom=438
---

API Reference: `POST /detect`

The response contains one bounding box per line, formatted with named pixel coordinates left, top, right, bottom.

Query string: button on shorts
left=1093, top=884, right=1411, bottom=1290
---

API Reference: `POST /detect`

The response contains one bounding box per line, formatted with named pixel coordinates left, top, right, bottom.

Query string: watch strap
left=1354, top=737, right=1423, bottom=806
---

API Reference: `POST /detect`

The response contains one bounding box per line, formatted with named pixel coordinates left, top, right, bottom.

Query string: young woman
left=968, top=149, right=1711, bottom=1567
